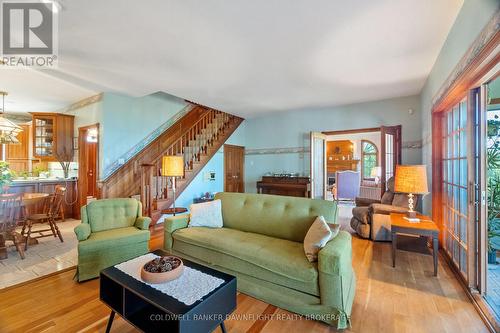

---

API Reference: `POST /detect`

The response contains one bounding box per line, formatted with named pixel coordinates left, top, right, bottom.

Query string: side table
left=161, top=207, right=188, bottom=216
left=390, top=213, right=439, bottom=276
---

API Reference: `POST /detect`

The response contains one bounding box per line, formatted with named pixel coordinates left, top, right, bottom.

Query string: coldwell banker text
left=1, top=1, right=58, bottom=67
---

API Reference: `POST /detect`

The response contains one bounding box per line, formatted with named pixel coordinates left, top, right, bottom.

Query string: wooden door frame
left=223, top=144, right=245, bottom=193
left=322, top=127, right=381, bottom=136
left=322, top=125, right=402, bottom=197
left=78, top=124, right=100, bottom=213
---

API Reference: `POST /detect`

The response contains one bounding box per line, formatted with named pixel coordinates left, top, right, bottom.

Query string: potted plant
left=488, top=220, right=500, bottom=264
left=487, top=138, right=500, bottom=264
left=0, top=161, right=15, bottom=193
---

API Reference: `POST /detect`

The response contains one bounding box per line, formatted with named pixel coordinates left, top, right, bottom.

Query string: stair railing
left=140, top=109, right=234, bottom=216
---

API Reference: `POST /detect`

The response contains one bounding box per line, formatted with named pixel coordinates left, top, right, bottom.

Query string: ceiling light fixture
left=0, top=92, right=22, bottom=144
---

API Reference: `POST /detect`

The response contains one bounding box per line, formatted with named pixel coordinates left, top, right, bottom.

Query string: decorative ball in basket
left=141, top=256, right=184, bottom=284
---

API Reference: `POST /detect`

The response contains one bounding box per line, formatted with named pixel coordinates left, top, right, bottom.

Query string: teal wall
left=420, top=0, right=499, bottom=214
left=64, top=91, right=188, bottom=179
left=101, top=92, right=188, bottom=177
left=242, top=95, right=422, bottom=192
left=66, top=96, right=103, bottom=165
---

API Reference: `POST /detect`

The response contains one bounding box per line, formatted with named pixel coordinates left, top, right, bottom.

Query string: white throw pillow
left=327, top=223, right=341, bottom=240
left=303, top=216, right=332, bottom=262
left=188, top=199, right=223, bottom=228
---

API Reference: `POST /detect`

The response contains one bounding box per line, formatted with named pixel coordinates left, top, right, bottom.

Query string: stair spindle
left=137, top=108, right=240, bottom=222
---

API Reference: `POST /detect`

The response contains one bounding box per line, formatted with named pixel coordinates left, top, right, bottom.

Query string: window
left=361, top=140, right=378, bottom=180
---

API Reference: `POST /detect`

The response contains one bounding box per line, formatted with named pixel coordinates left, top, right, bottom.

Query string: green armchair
left=74, top=198, right=151, bottom=282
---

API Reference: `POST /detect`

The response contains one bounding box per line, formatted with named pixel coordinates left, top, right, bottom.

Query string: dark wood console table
left=256, top=176, right=310, bottom=198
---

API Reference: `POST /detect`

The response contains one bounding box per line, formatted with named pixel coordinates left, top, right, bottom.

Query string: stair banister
left=140, top=109, right=214, bottom=214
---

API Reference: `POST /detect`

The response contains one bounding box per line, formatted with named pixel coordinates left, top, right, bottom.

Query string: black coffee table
left=100, top=250, right=237, bottom=333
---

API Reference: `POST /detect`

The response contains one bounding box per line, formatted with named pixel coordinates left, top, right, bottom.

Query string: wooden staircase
left=99, top=105, right=244, bottom=223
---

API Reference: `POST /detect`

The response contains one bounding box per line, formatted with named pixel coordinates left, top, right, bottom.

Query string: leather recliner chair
left=350, top=177, right=418, bottom=241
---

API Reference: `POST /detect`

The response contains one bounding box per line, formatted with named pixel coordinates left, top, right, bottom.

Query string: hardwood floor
left=0, top=226, right=489, bottom=333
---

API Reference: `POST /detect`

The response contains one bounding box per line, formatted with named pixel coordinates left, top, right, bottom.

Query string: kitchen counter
left=12, top=178, right=77, bottom=183
left=9, top=178, right=78, bottom=218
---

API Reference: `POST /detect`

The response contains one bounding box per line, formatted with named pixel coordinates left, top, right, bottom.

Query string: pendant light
left=0, top=92, right=22, bottom=144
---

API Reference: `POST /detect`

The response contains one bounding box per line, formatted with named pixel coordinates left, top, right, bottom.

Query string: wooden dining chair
left=23, top=186, right=65, bottom=250
left=0, top=193, right=24, bottom=259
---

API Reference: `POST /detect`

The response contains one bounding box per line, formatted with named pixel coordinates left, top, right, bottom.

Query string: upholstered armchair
left=333, top=171, right=360, bottom=201
left=74, top=198, right=151, bottom=281
left=350, top=177, right=418, bottom=241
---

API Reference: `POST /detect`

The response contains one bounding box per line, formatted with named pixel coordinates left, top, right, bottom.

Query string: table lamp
left=161, top=156, right=184, bottom=215
left=394, top=165, right=428, bottom=222
left=370, top=166, right=382, bottom=184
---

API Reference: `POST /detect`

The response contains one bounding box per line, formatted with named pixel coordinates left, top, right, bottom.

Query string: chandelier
left=0, top=92, right=22, bottom=144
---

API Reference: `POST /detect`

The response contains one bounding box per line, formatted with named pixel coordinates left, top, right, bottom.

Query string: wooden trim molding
left=59, top=93, right=103, bottom=113
left=246, top=141, right=421, bottom=156
left=245, top=147, right=309, bottom=155
left=432, top=10, right=500, bottom=112
left=322, top=127, right=381, bottom=136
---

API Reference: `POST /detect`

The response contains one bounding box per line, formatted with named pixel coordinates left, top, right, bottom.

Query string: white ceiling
left=1, top=0, right=463, bottom=117
left=0, top=69, right=97, bottom=113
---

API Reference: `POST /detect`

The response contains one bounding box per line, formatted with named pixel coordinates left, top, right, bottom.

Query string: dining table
left=0, top=192, right=50, bottom=259
left=21, top=192, right=50, bottom=204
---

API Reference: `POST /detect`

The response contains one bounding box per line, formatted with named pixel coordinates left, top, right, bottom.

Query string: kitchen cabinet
left=31, top=113, right=74, bottom=161
left=9, top=179, right=78, bottom=218
left=0, top=124, right=31, bottom=173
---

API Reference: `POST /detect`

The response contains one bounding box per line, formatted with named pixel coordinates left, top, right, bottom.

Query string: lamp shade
left=394, top=165, right=429, bottom=194
left=161, top=156, right=184, bottom=177
left=370, top=166, right=381, bottom=178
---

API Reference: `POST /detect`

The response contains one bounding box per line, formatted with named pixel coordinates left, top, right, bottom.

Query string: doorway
left=78, top=124, right=99, bottom=210
left=311, top=126, right=402, bottom=201
left=224, top=144, right=244, bottom=193
left=380, top=125, right=402, bottom=194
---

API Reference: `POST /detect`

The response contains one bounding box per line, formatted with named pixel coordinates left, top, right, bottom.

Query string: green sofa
left=74, top=198, right=151, bottom=282
left=163, top=192, right=355, bottom=329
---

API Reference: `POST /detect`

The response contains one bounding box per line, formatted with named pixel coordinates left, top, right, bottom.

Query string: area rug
left=0, top=219, right=79, bottom=289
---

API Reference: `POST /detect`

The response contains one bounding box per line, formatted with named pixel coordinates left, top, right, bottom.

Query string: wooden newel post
left=140, top=164, right=154, bottom=217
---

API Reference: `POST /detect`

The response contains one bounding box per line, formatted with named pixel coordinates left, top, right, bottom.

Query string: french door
left=310, top=132, right=327, bottom=199
left=441, top=98, right=472, bottom=278
left=429, top=21, right=498, bottom=325
left=380, top=125, right=402, bottom=194
left=433, top=78, right=500, bottom=325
